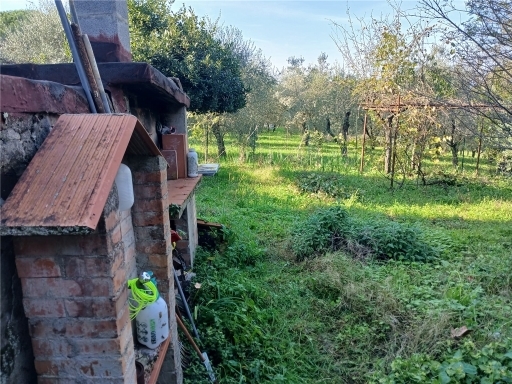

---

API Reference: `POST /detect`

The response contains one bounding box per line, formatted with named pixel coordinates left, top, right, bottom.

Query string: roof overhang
left=0, top=114, right=162, bottom=236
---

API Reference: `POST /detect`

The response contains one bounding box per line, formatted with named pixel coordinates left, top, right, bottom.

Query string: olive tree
left=0, top=0, right=70, bottom=64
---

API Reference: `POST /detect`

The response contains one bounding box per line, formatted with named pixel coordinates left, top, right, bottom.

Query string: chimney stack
left=70, top=0, right=132, bottom=62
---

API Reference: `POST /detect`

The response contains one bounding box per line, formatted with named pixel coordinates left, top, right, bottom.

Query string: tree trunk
left=212, top=121, right=226, bottom=158
left=449, top=119, right=459, bottom=167
left=384, top=115, right=394, bottom=174
left=410, top=140, right=417, bottom=171
left=342, top=111, right=350, bottom=157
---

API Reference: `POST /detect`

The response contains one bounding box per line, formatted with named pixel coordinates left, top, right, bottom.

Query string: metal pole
left=54, top=0, right=97, bottom=113
left=173, top=268, right=200, bottom=341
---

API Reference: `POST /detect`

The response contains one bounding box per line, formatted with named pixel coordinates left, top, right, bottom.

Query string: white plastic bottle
left=134, top=275, right=169, bottom=349
left=187, top=148, right=199, bottom=178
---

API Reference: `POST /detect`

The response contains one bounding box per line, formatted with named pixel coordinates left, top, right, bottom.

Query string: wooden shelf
left=147, top=337, right=170, bottom=384
left=167, top=176, right=202, bottom=218
left=134, top=336, right=170, bottom=384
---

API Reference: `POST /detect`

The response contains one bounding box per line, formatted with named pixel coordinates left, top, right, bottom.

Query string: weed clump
left=290, top=206, right=437, bottom=262
left=290, top=206, right=350, bottom=261
left=374, top=339, right=512, bottom=383
left=295, top=171, right=358, bottom=198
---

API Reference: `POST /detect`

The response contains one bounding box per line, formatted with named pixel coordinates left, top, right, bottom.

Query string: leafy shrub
left=295, top=172, right=355, bottom=198
left=289, top=206, right=351, bottom=261
left=290, top=207, right=437, bottom=262
left=375, top=339, right=512, bottom=383
left=497, top=150, right=512, bottom=176
left=358, top=221, right=437, bottom=262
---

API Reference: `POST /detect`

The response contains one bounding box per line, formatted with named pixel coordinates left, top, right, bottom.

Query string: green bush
left=375, top=339, right=512, bottom=383
left=497, top=150, right=512, bottom=176
left=290, top=207, right=437, bottom=262
left=358, top=221, right=437, bottom=262
left=295, top=172, right=356, bottom=198
left=289, top=206, right=351, bottom=261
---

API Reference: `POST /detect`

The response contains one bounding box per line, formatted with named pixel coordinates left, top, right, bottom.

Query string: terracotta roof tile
left=1, top=114, right=162, bottom=235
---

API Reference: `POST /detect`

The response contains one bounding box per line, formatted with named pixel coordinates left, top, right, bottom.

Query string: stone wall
left=0, top=113, right=60, bottom=384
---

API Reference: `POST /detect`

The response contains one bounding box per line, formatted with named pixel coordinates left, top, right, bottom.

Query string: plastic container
left=187, top=148, right=199, bottom=178
left=115, top=163, right=134, bottom=211
left=135, top=295, right=169, bottom=349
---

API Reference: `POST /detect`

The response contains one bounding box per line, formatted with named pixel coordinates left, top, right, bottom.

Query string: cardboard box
left=161, top=149, right=178, bottom=180
left=161, top=134, right=187, bottom=178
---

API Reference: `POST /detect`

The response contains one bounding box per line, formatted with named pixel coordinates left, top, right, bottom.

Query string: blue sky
left=1, top=1, right=465, bottom=69
left=177, top=0, right=424, bottom=69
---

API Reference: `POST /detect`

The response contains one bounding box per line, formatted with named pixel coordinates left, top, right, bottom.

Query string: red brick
left=136, top=241, right=169, bottom=255
left=133, top=184, right=165, bottom=199
left=105, top=210, right=121, bottom=232
left=66, top=256, right=112, bottom=278
left=150, top=267, right=169, bottom=282
left=79, top=357, right=125, bottom=377
left=120, top=214, right=134, bottom=237
left=65, top=286, right=128, bottom=318
left=124, top=244, right=135, bottom=263
left=36, top=358, right=125, bottom=378
left=65, top=298, right=117, bottom=318
left=132, top=198, right=166, bottom=213
left=112, top=264, right=127, bottom=295
left=76, top=278, right=113, bottom=297
left=34, top=360, right=59, bottom=376
left=15, top=236, right=107, bottom=257
left=16, top=257, right=61, bottom=278
left=38, top=378, right=83, bottom=384
left=114, top=288, right=129, bottom=314
left=147, top=254, right=169, bottom=268
left=133, top=226, right=166, bottom=241
left=64, top=257, right=84, bottom=278
left=107, top=225, right=122, bottom=252
left=21, top=278, right=82, bottom=298
left=111, top=247, right=124, bottom=275
left=32, top=338, right=72, bottom=358
left=118, top=322, right=134, bottom=354
left=30, top=318, right=119, bottom=339
left=116, top=306, right=131, bottom=332
left=74, top=338, right=122, bottom=356
left=23, top=298, right=66, bottom=318
left=131, top=170, right=166, bottom=184
left=132, top=210, right=166, bottom=227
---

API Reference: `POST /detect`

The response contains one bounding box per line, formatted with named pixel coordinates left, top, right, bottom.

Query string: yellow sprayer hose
left=127, top=278, right=158, bottom=320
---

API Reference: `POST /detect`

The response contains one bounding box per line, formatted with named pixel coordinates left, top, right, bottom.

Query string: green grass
left=182, top=128, right=512, bottom=383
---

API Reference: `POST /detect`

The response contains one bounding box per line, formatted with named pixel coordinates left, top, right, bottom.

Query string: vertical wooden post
left=390, top=94, right=400, bottom=189
left=461, top=137, right=466, bottom=173
left=359, top=113, right=368, bottom=173
left=476, top=122, right=484, bottom=174
left=205, top=123, right=209, bottom=163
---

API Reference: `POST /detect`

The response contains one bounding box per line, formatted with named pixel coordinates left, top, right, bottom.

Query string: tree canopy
left=128, top=0, right=247, bottom=114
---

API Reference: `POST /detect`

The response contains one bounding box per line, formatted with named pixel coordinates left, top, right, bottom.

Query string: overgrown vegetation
left=183, top=130, right=512, bottom=383
left=289, top=206, right=437, bottom=262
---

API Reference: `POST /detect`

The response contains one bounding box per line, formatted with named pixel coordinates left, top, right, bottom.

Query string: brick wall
left=13, top=188, right=137, bottom=383
left=127, top=155, right=182, bottom=384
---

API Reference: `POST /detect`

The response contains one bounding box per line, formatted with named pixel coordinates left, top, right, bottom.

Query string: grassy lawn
left=182, top=129, right=512, bottom=383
